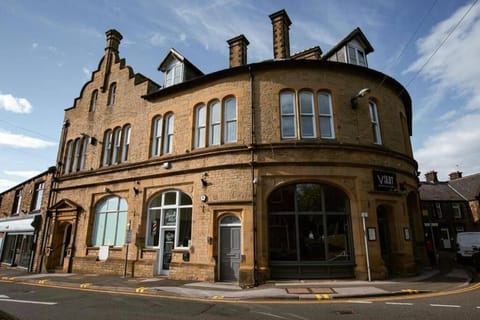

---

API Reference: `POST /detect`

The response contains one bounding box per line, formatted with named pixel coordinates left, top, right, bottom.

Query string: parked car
left=456, top=232, right=480, bottom=267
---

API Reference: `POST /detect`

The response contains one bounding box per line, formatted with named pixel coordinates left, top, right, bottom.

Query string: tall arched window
left=164, top=114, right=174, bottom=154
left=79, top=136, right=88, bottom=171
left=209, top=100, right=221, bottom=145
left=194, top=105, right=206, bottom=148
left=92, top=196, right=127, bottom=247
left=318, top=91, right=335, bottom=139
left=280, top=91, right=296, bottom=139
left=64, top=140, right=74, bottom=174
left=111, top=127, right=122, bottom=164
left=299, top=90, right=315, bottom=138
left=368, top=100, right=382, bottom=144
left=102, top=130, right=113, bottom=166
left=108, top=82, right=117, bottom=106
left=151, top=116, right=163, bottom=157
left=146, top=190, right=192, bottom=248
left=89, top=90, right=98, bottom=112
left=121, top=125, right=131, bottom=162
left=224, top=97, right=237, bottom=143
left=72, top=138, right=81, bottom=173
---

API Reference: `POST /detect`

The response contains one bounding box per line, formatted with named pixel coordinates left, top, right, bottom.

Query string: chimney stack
left=269, top=9, right=292, bottom=59
left=227, top=34, right=249, bottom=68
left=449, top=171, right=463, bottom=180
left=105, top=29, right=123, bottom=54
left=425, top=171, right=439, bottom=184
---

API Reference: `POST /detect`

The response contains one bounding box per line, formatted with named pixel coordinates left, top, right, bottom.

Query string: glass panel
left=301, top=116, right=314, bottom=137
left=180, top=193, right=192, bottom=205
left=226, top=121, right=237, bottom=142
left=320, top=116, right=333, bottom=138
left=163, top=209, right=177, bottom=226
left=115, top=211, right=127, bottom=246
left=150, top=195, right=162, bottom=208
left=318, top=92, right=331, bottom=115
left=268, top=215, right=297, bottom=261
left=324, top=185, right=347, bottom=212
left=164, top=192, right=176, bottom=205
left=281, top=116, right=296, bottom=138
left=92, top=212, right=106, bottom=246
left=162, top=230, right=175, bottom=270
left=299, top=214, right=325, bottom=261
left=299, top=91, right=313, bottom=114
left=224, top=98, right=236, bottom=120
left=280, top=92, right=294, bottom=114
left=296, top=184, right=322, bottom=212
left=326, top=215, right=350, bottom=261
left=220, top=215, right=240, bottom=225
left=118, top=198, right=128, bottom=211
left=177, top=208, right=192, bottom=247
left=268, top=185, right=295, bottom=212
left=106, top=197, right=118, bottom=211
left=147, top=209, right=161, bottom=247
left=103, top=212, right=118, bottom=245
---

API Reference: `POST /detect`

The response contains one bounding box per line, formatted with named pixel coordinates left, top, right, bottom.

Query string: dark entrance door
left=219, top=216, right=241, bottom=282
left=377, top=205, right=392, bottom=273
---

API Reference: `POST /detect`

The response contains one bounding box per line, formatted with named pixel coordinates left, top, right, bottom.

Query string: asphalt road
left=0, top=281, right=479, bottom=320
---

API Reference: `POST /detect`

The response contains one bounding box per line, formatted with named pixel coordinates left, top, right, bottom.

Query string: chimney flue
left=425, top=171, right=439, bottom=184
left=269, top=9, right=292, bottom=59
left=449, top=171, right=463, bottom=180
left=105, top=29, right=123, bottom=53
left=227, top=34, right=249, bottom=68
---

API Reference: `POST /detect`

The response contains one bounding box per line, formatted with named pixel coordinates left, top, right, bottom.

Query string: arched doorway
left=267, top=183, right=354, bottom=278
left=219, top=215, right=241, bottom=282
left=377, top=205, right=392, bottom=273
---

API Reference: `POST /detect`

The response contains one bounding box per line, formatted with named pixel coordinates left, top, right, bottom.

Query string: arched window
left=368, top=100, right=382, bottom=144
left=108, top=82, right=117, bottom=106
left=194, top=105, right=206, bottom=148
left=280, top=91, right=296, bottom=139
left=71, top=138, right=81, bottom=173
left=223, top=97, right=237, bottom=143
left=299, top=90, right=315, bottom=138
left=146, top=190, right=192, bottom=248
left=318, top=91, right=335, bottom=139
left=164, top=114, right=174, bottom=154
left=64, top=140, right=74, bottom=174
left=121, top=125, right=131, bottom=162
left=89, top=90, right=98, bottom=112
left=209, top=100, right=221, bottom=145
left=102, top=130, right=113, bottom=166
left=151, top=116, right=163, bottom=157
left=92, top=196, right=127, bottom=247
left=111, top=127, right=122, bottom=164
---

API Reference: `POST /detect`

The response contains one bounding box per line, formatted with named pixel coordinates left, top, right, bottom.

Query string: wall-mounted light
left=133, top=186, right=140, bottom=196
left=162, top=162, right=171, bottom=169
left=201, top=172, right=209, bottom=187
left=104, top=187, right=111, bottom=193
left=351, top=88, right=371, bottom=109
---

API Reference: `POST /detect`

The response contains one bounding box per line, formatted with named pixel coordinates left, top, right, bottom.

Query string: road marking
left=38, top=279, right=48, bottom=284
left=429, top=304, right=461, bottom=308
left=315, top=294, right=330, bottom=300
left=211, top=295, right=224, bottom=300
left=0, top=295, right=9, bottom=299
left=253, top=311, right=289, bottom=319
left=346, top=300, right=373, bottom=304
left=401, top=289, right=419, bottom=294
left=385, top=302, right=414, bottom=306
left=135, top=287, right=145, bottom=293
left=0, top=298, right=57, bottom=305
left=80, top=283, right=91, bottom=288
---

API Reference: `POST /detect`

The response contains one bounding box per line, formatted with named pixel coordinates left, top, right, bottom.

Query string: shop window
left=146, top=190, right=192, bottom=248
left=92, top=196, right=127, bottom=247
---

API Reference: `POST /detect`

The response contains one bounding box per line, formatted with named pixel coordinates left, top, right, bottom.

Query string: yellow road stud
left=80, top=283, right=91, bottom=288
left=316, top=294, right=330, bottom=300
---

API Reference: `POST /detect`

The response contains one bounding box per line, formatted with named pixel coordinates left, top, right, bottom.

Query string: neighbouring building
left=0, top=168, right=56, bottom=272
left=7, top=10, right=422, bottom=286
left=419, top=171, right=480, bottom=252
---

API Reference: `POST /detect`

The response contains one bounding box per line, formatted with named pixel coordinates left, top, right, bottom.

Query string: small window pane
left=180, top=193, right=192, bottom=205
left=163, top=209, right=177, bottom=226
left=164, top=192, right=176, bottom=205
left=177, top=208, right=192, bottom=247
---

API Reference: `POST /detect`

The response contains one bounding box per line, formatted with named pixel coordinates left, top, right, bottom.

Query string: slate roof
left=448, top=173, right=480, bottom=200
left=419, top=182, right=464, bottom=201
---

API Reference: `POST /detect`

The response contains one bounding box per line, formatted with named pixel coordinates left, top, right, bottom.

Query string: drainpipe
left=248, top=65, right=258, bottom=286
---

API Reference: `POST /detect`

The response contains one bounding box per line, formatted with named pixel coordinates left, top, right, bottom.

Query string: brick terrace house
left=15, top=10, right=423, bottom=286
left=419, top=171, right=480, bottom=252
left=0, top=168, right=55, bottom=272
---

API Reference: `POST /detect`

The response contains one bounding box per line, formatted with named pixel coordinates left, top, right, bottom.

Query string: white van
left=456, top=232, right=480, bottom=262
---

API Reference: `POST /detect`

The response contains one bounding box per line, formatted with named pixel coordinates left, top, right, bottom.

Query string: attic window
left=347, top=45, right=367, bottom=67
left=165, top=62, right=184, bottom=87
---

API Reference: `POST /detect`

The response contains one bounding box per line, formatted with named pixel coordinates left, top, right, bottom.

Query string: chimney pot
left=425, top=171, right=439, bottom=184
left=269, top=9, right=292, bottom=59
left=227, top=34, right=249, bottom=68
left=449, top=171, right=463, bottom=180
left=105, top=29, right=123, bottom=53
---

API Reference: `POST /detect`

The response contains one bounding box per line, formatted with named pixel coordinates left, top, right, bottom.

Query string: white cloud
left=0, top=179, right=20, bottom=193
left=406, top=3, right=480, bottom=117
left=415, top=113, right=480, bottom=180
left=149, top=33, right=168, bottom=47
left=82, top=67, right=90, bottom=78
left=32, top=42, right=38, bottom=49
left=4, top=170, right=41, bottom=178
left=0, top=130, right=56, bottom=149
left=0, top=93, right=33, bottom=113
left=437, top=110, right=457, bottom=122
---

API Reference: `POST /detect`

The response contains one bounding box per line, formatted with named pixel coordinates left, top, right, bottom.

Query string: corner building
left=47, top=10, right=423, bottom=286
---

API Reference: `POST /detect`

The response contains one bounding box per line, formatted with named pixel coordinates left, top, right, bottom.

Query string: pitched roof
left=448, top=173, right=480, bottom=200
left=157, top=48, right=204, bottom=76
left=321, top=27, right=374, bottom=61
left=419, top=182, right=465, bottom=201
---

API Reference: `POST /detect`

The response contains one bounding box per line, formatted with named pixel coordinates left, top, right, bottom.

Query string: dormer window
left=347, top=43, right=367, bottom=67
left=165, top=62, right=184, bottom=87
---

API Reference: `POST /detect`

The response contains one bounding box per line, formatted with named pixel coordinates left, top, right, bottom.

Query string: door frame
left=158, top=228, right=176, bottom=276
left=218, top=215, right=241, bottom=282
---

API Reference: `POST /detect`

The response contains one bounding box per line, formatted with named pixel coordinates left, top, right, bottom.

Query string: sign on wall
left=373, top=171, right=397, bottom=192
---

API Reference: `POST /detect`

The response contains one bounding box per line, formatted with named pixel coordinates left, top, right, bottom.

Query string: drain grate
left=335, top=310, right=355, bottom=315
left=286, top=287, right=335, bottom=294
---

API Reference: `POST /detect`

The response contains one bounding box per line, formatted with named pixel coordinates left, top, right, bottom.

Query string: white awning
left=0, top=215, right=37, bottom=232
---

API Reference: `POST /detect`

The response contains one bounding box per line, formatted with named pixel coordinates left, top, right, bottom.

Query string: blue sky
left=1, top=0, right=479, bottom=191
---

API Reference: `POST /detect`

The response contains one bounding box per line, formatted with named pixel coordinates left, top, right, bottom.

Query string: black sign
left=373, top=171, right=397, bottom=192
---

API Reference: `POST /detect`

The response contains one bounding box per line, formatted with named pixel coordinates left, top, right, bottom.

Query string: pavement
left=0, top=252, right=478, bottom=301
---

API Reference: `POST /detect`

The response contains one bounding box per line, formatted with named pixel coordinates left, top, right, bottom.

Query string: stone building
left=0, top=167, right=55, bottom=272
left=41, top=10, right=422, bottom=286
left=419, top=171, right=480, bottom=252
